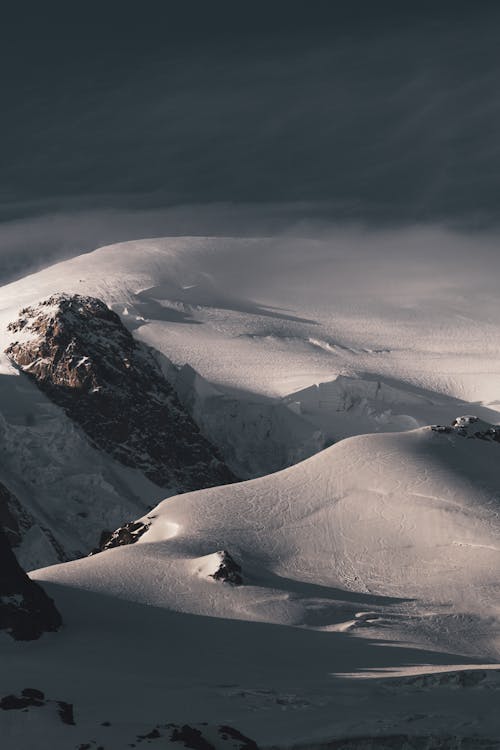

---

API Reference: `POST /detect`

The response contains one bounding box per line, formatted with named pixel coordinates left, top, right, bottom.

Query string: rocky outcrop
left=0, top=480, right=66, bottom=566
left=0, top=689, right=74, bottom=725
left=0, top=481, right=34, bottom=550
left=146, top=723, right=259, bottom=749
left=90, top=520, right=151, bottom=555
left=5, top=295, right=236, bottom=492
left=431, top=415, right=500, bottom=441
left=210, top=550, right=243, bottom=585
left=0, top=525, right=62, bottom=640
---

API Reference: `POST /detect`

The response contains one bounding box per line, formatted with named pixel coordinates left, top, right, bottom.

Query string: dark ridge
left=0, top=525, right=62, bottom=640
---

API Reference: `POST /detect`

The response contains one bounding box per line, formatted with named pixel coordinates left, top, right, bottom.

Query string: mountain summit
left=6, top=294, right=235, bottom=491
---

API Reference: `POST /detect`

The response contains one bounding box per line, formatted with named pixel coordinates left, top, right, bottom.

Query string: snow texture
left=1, top=236, right=500, bottom=747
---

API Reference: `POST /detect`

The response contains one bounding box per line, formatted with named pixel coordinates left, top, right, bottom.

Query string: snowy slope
left=2, top=234, right=500, bottom=408
left=1, top=235, right=499, bottom=481
left=1, top=235, right=500, bottom=746
left=0, top=418, right=492, bottom=747
left=0, top=384, right=165, bottom=570
left=1, top=234, right=499, bottom=563
left=34, top=420, right=500, bottom=658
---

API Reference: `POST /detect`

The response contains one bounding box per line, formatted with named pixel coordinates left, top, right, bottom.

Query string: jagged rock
left=0, top=482, right=66, bottom=568
left=0, top=525, right=62, bottom=640
left=0, top=481, right=34, bottom=549
left=0, top=689, right=45, bottom=710
left=137, top=727, right=162, bottom=740
left=5, top=294, right=236, bottom=492
left=57, top=700, right=75, bottom=725
left=167, top=724, right=259, bottom=750
left=218, top=726, right=259, bottom=750
left=431, top=415, right=500, bottom=441
left=90, top=520, right=150, bottom=555
left=20, top=688, right=45, bottom=701
left=0, top=689, right=75, bottom=727
left=170, top=725, right=216, bottom=750
left=210, top=550, right=243, bottom=585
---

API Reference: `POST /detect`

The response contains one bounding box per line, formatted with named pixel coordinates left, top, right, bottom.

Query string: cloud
left=2, top=4, right=500, bottom=282
left=0, top=201, right=335, bottom=284
left=3, top=8, right=500, bottom=226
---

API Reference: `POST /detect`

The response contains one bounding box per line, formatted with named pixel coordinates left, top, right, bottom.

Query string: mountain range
left=1, top=236, right=499, bottom=749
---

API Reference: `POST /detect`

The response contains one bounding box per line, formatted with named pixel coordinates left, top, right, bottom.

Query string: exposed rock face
left=90, top=520, right=151, bottom=555
left=0, top=480, right=66, bottom=567
left=210, top=550, right=243, bottom=585
left=0, top=481, right=35, bottom=550
left=431, top=415, right=500, bottom=441
left=167, top=723, right=259, bottom=750
left=0, top=525, right=62, bottom=640
left=5, top=295, right=236, bottom=492
left=0, top=689, right=74, bottom=726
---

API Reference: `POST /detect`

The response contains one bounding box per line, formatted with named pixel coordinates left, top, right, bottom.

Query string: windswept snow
left=1, top=234, right=500, bottom=490
left=1, top=419, right=495, bottom=747
left=1, top=233, right=500, bottom=410
left=1, top=234, right=500, bottom=746
left=33, top=422, right=500, bottom=658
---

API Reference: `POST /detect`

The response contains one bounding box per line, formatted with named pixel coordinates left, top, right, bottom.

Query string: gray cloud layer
left=1, top=4, right=500, bottom=281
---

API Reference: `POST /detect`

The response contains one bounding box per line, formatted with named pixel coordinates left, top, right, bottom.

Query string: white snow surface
left=34, top=425, right=500, bottom=657
left=1, top=234, right=500, bottom=746
left=1, top=233, right=500, bottom=480
left=1, top=233, right=500, bottom=408
left=8, top=423, right=497, bottom=747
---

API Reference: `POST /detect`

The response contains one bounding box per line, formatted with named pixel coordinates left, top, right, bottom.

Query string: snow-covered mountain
left=35, top=416, right=500, bottom=658
left=1, top=236, right=499, bottom=567
left=1, top=236, right=500, bottom=748
left=0, top=293, right=236, bottom=569
left=2, top=416, right=500, bottom=747
left=6, top=294, right=234, bottom=490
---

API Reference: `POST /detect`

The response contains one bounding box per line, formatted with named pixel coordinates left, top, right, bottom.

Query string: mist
left=2, top=3, right=500, bottom=281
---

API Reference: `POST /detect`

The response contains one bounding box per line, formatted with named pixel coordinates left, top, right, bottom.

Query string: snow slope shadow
left=122, top=288, right=203, bottom=329
left=4, top=580, right=490, bottom=747
left=227, top=565, right=414, bottom=630
left=0, top=370, right=167, bottom=568
left=17, top=579, right=483, bottom=690
left=248, top=568, right=412, bottom=607
left=130, top=282, right=319, bottom=325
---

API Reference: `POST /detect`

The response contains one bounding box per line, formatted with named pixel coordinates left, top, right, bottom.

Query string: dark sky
left=1, top=2, right=500, bottom=278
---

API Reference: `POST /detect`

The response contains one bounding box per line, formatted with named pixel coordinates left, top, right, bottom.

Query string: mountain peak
left=5, top=294, right=236, bottom=491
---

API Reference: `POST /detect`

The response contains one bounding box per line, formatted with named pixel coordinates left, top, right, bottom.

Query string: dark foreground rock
left=0, top=689, right=74, bottom=725
left=0, top=481, right=34, bottom=550
left=138, top=723, right=259, bottom=749
left=0, top=480, right=66, bottom=566
left=6, top=294, right=236, bottom=492
left=0, top=525, right=62, bottom=640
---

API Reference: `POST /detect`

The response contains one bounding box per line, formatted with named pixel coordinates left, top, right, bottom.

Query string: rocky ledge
left=0, top=689, right=74, bottom=725
left=431, top=415, right=500, bottom=441
left=90, top=519, right=151, bottom=555
left=0, top=525, right=62, bottom=640
left=5, top=295, right=236, bottom=492
left=210, top=550, right=243, bottom=585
